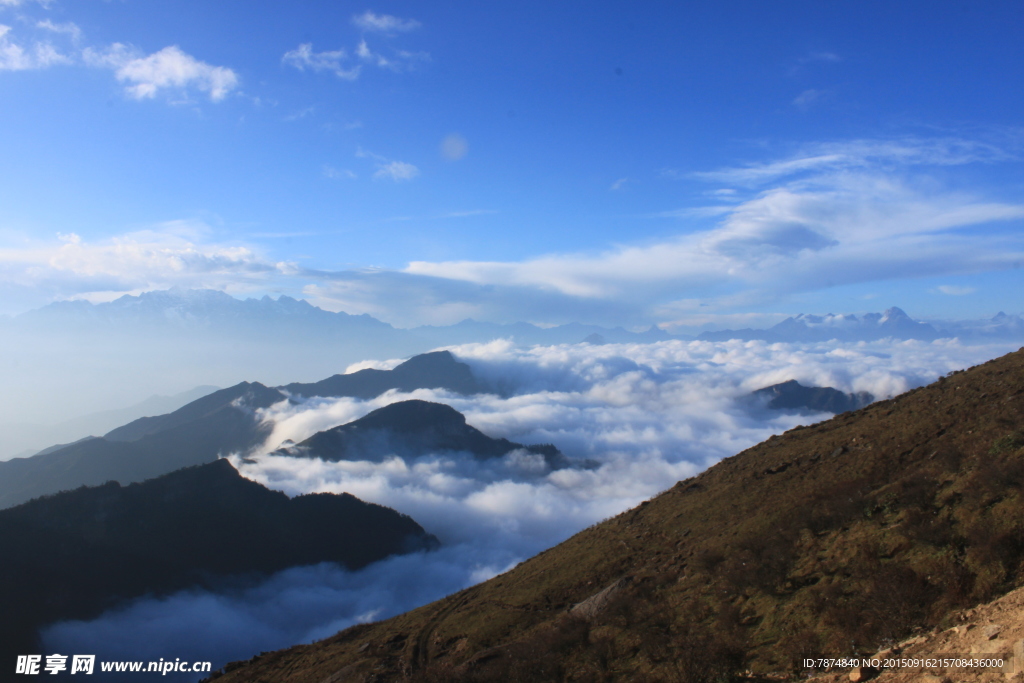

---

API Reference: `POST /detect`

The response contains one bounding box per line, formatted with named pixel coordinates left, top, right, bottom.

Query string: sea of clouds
left=42, top=337, right=1021, bottom=679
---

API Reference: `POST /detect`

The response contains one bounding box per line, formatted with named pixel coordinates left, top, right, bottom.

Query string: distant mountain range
left=3, top=289, right=1020, bottom=435
left=700, top=307, right=1024, bottom=343
left=275, top=399, right=570, bottom=469
left=6, top=287, right=671, bottom=347
left=0, top=459, right=437, bottom=671
left=0, top=352, right=553, bottom=509
left=17, top=289, right=1019, bottom=346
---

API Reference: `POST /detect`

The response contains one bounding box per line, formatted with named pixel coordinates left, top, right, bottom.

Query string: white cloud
left=373, top=160, right=419, bottom=181
left=363, top=137, right=1024, bottom=324
left=0, top=24, right=70, bottom=70
left=85, top=44, right=238, bottom=101
left=282, top=43, right=360, bottom=80
left=352, top=11, right=421, bottom=34
left=610, top=177, right=628, bottom=191
left=116, top=45, right=238, bottom=101
left=0, top=223, right=295, bottom=301
left=403, top=178, right=1024, bottom=300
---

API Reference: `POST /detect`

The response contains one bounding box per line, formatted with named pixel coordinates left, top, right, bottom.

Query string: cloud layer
left=40, top=337, right=1020, bottom=677
left=1, top=136, right=1021, bottom=325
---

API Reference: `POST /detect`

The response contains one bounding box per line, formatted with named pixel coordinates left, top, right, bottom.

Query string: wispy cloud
left=610, top=177, right=629, bottom=191
left=355, top=39, right=428, bottom=71
left=84, top=44, right=238, bottom=101
left=693, top=136, right=1019, bottom=186
left=284, top=106, right=315, bottom=122
left=0, top=222, right=294, bottom=302
left=936, top=285, right=977, bottom=296
left=356, top=148, right=419, bottom=182
left=374, top=160, right=419, bottom=181
left=282, top=44, right=360, bottom=80
left=793, top=88, right=826, bottom=109
left=0, top=24, right=70, bottom=70
left=35, top=19, right=81, bottom=43
left=283, top=12, right=426, bottom=82
left=323, top=165, right=357, bottom=180
left=283, top=39, right=426, bottom=79
left=352, top=11, right=421, bottom=35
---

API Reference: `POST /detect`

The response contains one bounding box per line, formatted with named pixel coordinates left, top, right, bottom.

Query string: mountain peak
left=348, top=399, right=467, bottom=433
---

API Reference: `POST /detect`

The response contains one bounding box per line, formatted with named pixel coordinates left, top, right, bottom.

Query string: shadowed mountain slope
left=105, top=382, right=285, bottom=442
left=752, top=379, right=874, bottom=414
left=0, top=352, right=492, bottom=511
left=281, top=350, right=486, bottom=399
left=0, top=458, right=438, bottom=673
left=0, top=382, right=286, bottom=509
left=211, top=347, right=1024, bottom=682
left=279, top=399, right=569, bottom=469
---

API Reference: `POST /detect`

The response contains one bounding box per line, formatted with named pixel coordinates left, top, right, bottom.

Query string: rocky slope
left=208, top=347, right=1024, bottom=682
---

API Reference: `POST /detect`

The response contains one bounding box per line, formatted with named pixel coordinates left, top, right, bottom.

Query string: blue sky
left=1, top=0, right=1022, bottom=329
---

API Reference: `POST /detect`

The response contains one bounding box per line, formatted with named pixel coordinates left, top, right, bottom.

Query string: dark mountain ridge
left=752, top=379, right=874, bottom=414
left=0, top=458, right=438, bottom=674
left=282, top=350, right=486, bottom=399
left=0, top=382, right=286, bottom=510
left=212, top=347, right=1024, bottom=682
left=0, top=352, right=490, bottom=510
left=278, top=400, right=569, bottom=469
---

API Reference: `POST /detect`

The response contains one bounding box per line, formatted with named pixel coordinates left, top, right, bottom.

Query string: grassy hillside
left=210, top=347, right=1024, bottom=682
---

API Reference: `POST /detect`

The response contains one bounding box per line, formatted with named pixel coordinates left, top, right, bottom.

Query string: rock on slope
left=810, top=583, right=1024, bottom=682
left=209, top=347, right=1024, bottom=682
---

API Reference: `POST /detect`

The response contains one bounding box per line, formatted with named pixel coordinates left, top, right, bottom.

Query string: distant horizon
left=4, top=286, right=1021, bottom=334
